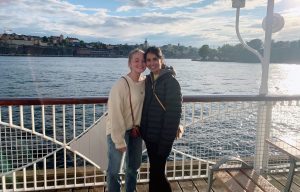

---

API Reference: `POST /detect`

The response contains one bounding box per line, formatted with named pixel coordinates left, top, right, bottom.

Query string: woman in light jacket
left=106, top=48, right=146, bottom=192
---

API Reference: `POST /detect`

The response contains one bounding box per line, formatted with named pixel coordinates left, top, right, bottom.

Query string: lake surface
left=1, top=56, right=300, bottom=161
left=1, top=56, right=300, bottom=97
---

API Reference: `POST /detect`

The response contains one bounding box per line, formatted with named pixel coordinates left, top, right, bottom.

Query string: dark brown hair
left=144, top=46, right=166, bottom=69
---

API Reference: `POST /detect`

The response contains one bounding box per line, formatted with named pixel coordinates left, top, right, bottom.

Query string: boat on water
left=191, top=58, right=202, bottom=61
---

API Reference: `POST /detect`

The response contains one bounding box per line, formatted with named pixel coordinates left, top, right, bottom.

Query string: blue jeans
left=106, top=130, right=142, bottom=192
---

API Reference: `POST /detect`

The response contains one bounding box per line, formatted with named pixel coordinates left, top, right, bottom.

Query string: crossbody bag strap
left=150, top=75, right=166, bottom=111
left=121, top=76, right=135, bottom=125
left=154, top=92, right=166, bottom=111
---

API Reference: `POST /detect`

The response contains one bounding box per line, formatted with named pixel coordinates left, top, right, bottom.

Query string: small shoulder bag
left=122, top=76, right=141, bottom=138
left=151, top=81, right=184, bottom=139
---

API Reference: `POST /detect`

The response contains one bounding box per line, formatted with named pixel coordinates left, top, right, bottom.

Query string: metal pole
left=259, top=0, right=274, bottom=95
left=254, top=0, right=274, bottom=173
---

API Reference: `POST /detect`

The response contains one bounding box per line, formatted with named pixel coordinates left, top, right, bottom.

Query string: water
left=1, top=56, right=300, bottom=97
left=1, top=56, right=300, bottom=165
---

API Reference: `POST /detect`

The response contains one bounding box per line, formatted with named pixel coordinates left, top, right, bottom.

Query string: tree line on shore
left=196, top=39, right=300, bottom=63
left=1, top=37, right=300, bottom=63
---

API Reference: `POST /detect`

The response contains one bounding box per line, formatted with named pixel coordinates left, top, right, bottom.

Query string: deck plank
left=54, top=172, right=300, bottom=192
left=178, top=180, right=198, bottom=192
left=241, top=169, right=280, bottom=192
left=214, top=171, right=246, bottom=192
left=271, top=173, right=300, bottom=192
left=193, top=179, right=208, bottom=192
left=211, top=178, right=231, bottom=192
left=73, top=188, right=89, bottom=192
left=228, top=170, right=264, bottom=192
left=136, top=183, right=148, bottom=192
left=88, top=186, right=105, bottom=192
left=266, top=174, right=285, bottom=192
left=291, top=173, right=300, bottom=187
left=280, top=172, right=300, bottom=191
left=170, top=181, right=183, bottom=192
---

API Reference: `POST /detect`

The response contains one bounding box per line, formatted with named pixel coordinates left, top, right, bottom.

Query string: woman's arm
left=108, top=81, right=127, bottom=149
left=161, top=77, right=182, bottom=142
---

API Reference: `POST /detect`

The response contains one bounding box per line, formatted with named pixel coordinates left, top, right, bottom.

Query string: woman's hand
left=117, top=147, right=127, bottom=153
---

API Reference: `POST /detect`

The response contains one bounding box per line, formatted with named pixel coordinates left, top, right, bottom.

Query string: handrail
left=0, top=96, right=108, bottom=106
left=183, top=95, right=300, bottom=102
left=1, top=95, right=300, bottom=106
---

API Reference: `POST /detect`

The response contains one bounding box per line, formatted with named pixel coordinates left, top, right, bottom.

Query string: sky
left=0, top=0, right=299, bottom=47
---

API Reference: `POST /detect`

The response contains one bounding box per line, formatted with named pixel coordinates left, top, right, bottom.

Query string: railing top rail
left=1, top=95, right=300, bottom=106
left=0, top=96, right=108, bottom=106
left=183, top=95, right=300, bottom=102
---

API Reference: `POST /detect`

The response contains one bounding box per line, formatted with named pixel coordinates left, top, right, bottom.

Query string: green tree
left=208, top=48, right=218, bottom=60
left=42, top=36, right=48, bottom=42
left=198, top=45, right=210, bottom=60
left=217, top=44, right=235, bottom=61
left=79, top=40, right=85, bottom=47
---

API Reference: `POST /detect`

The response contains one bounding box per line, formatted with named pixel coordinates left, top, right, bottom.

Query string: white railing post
left=20, top=105, right=24, bottom=129
left=42, top=105, right=45, bottom=136
left=2, top=175, right=6, bottom=191
left=254, top=101, right=272, bottom=172
left=13, top=171, right=16, bottom=191
left=254, top=0, right=275, bottom=173
left=23, top=167, right=27, bottom=191
left=8, top=106, right=12, bottom=126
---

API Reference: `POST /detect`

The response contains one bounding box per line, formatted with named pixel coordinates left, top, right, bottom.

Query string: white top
left=106, top=75, right=145, bottom=149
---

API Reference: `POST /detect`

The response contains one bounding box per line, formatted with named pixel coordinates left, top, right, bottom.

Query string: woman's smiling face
left=146, top=52, right=162, bottom=75
left=129, top=51, right=146, bottom=74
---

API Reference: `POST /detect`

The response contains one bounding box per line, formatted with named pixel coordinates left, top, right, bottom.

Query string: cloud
left=117, top=0, right=204, bottom=11
left=0, top=0, right=299, bottom=47
left=0, top=0, right=108, bottom=35
left=116, top=0, right=204, bottom=13
left=116, top=5, right=133, bottom=12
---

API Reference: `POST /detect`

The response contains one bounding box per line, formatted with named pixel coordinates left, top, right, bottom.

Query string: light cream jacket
left=106, top=75, right=145, bottom=149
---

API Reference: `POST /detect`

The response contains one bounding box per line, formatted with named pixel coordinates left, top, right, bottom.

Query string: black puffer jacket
left=140, top=67, right=182, bottom=156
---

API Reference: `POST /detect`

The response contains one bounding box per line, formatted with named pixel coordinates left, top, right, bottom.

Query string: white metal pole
left=254, top=0, right=274, bottom=172
left=259, top=0, right=274, bottom=95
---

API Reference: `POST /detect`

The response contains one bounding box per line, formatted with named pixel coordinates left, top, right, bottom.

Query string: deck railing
left=0, top=95, right=300, bottom=191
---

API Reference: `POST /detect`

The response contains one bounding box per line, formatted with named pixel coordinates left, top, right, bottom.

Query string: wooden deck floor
left=51, top=172, right=300, bottom=192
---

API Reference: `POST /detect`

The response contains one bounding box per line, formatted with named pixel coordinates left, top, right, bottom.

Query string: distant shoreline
left=0, top=54, right=190, bottom=60
left=0, top=54, right=126, bottom=58
left=1, top=54, right=299, bottom=64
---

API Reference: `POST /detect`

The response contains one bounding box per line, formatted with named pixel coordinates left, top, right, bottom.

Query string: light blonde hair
left=128, top=48, right=144, bottom=64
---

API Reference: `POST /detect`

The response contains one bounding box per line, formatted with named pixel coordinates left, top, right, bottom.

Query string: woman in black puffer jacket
left=140, top=46, right=182, bottom=192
